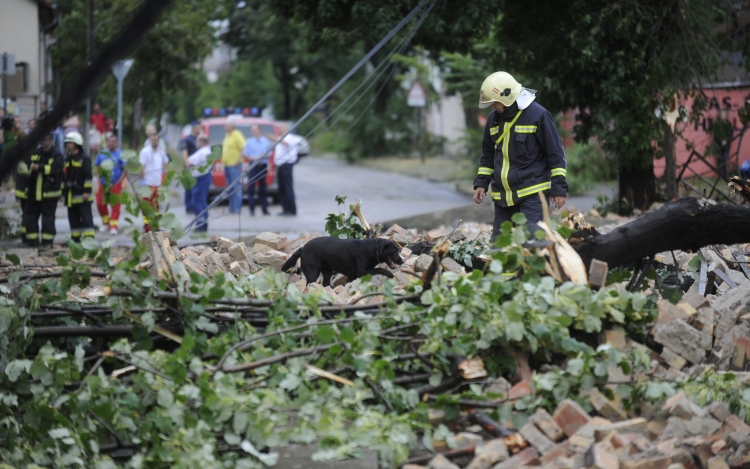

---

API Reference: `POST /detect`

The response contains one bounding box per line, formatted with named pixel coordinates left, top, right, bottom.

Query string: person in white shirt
left=182, top=135, right=212, bottom=231
left=268, top=123, right=301, bottom=216
left=139, top=133, right=169, bottom=232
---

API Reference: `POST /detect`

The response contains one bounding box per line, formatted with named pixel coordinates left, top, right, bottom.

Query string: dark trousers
left=23, top=198, right=57, bottom=246
left=67, top=202, right=95, bottom=242
left=184, top=186, right=194, bottom=213
left=277, top=163, right=296, bottom=215
left=192, top=172, right=211, bottom=231
left=17, top=197, right=26, bottom=236
left=492, top=193, right=549, bottom=242
left=246, top=163, right=268, bottom=214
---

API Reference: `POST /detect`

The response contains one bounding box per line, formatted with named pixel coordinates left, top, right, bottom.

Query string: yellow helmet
left=478, top=72, right=522, bottom=109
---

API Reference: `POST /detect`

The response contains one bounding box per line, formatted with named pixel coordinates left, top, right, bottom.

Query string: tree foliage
left=51, top=0, right=223, bottom=139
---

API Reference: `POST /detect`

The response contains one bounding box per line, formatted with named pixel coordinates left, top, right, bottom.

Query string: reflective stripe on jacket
left=473, top=102, right=568, bottom=208
left=26, top=148, right=65, bottom=201
left=64, top=153, right=93, bottom=207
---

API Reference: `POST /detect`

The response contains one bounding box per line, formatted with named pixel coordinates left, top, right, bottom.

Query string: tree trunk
left=664, top=122, right=677, bottom=200
left=570, top=197, right=750, bottom=269
left=618, top=158, right=656, bottom=214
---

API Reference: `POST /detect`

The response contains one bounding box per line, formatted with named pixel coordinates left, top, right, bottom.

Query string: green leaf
left=156, top=388, right=174, bottom=407
left=5, top=253, right=20, bottom=266
left=67, top=239, right=85, bottom=260
left=315, top=325, right=336, bottom=344
left=125, top=158, right=142, bottom=173
left=511, top=212, right=527, bottom=225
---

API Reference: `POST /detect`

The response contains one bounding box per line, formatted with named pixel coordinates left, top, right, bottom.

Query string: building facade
left=0, top=0, right=56, bottom=124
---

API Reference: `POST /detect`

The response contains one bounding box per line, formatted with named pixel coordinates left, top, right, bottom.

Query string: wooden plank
left=712, top=269, right=738, bottom=289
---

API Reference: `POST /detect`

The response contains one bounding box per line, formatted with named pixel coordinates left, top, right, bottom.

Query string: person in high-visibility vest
left=63, top=132, right=95, bottom=242
left=473, top=71, right=568, bottom=239
left=22, top=133, right=64, bottom=247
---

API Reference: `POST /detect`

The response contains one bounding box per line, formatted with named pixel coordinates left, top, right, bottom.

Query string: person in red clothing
left=90, top=103, right=107, bottom=134
left=89, top=103, right=108, bottom=154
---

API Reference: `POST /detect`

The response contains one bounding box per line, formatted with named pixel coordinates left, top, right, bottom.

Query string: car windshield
left=207, top=124, right=275, bottom=147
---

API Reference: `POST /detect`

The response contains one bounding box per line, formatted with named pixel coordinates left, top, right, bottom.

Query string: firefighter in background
left=473, top=71, right=568, bottom=239
left=63, top=132, right=95, bottom=242
left=15, top=153, right=31, bottom=239
left=22, top=133, right=64, bottom=247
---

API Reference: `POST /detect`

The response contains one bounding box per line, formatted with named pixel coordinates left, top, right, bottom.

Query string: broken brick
left=426, top=454, right=459, bottom=469
left=440, top=257, right=464, bottom=275
left=529, top=408, right=565, bottom=442
left=519, top=422, right=556, bottom=454
left=584, top=441, right=619, bottom=469
left=254, top=231, right=287, bottom=251
left=216, top=237, right=233, bottom=253
left=653, top=319, right=706, bottom=364
left=473, top=438, right=509, bottom=464
left=590, top=388, right=627, bottom=421
left=661, top=347, right=687, bottom=371
left=553, top=399, right=593, bottom=438
left=492, top=446, right=539, bottom=469
left=416, top=254, right=433, bottom=273
left=508, top=379, right=533, bottom=399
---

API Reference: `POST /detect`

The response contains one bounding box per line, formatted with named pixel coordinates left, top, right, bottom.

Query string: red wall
left=655, top=87, right=750, bottom=178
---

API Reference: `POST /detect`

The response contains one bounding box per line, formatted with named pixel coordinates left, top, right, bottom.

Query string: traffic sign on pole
left=407, top=81, right=427, bottom=107
left=112, top=59, right=134, bottom=144
left=112, top=59, right=134, bottom=81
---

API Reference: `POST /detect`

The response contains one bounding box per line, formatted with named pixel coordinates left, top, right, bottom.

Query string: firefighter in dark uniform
left=63, top=132, right=95, bottom=242
left=473, top=71, right=568, bottom=239
left=15, top=152, right=31, bottom=240
left=22, top=133, right=64, bottom=247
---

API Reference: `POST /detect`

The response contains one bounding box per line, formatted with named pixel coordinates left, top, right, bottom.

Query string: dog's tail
left=281, top=249, right=302, bottom=273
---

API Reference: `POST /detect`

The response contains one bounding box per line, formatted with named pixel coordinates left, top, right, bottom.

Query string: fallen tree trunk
left=570, top=197, right=750, bottom=268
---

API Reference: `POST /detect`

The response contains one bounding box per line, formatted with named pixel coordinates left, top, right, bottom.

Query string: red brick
left=611, top=433, right=652, bottom=452
left=553, top=399, right=593, bottom=438
left=620, top=448, right=697, bottom=469
left=723, top=415, right=750, bottom=436
left=585, top=442, right=619, bottom=469
left=508, top=379, right=533, bottom=399
left=540, top=443, right=572, bottom=464
left=492, top=446, right=539, bottom=469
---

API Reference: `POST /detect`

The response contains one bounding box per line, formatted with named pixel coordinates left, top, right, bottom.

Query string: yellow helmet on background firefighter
left=478, top=71, right=522, bottom=108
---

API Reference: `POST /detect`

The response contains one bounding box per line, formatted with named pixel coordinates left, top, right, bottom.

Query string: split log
left=571, top=198, right=750, bottom=268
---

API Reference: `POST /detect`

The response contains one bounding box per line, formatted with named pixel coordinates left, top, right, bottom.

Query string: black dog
left=281, top=237, right=404, bottom=287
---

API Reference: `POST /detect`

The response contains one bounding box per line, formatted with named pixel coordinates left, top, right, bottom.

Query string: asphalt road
left=3, top=157, right=611, bottom=247
left=7, top=157, right=469, bottom=246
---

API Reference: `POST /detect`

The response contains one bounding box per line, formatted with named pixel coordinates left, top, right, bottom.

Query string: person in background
left=242, top=124, right=271, bottom=216
left=268, top=122, right=299, bottom=216
left=183, top=135, right=212, bottom=232
left=90, top=103, right=107, bottom=135
left=26, top=119, right=36, bottom=135
left=740, top=160, right=750, bottom=180
left=143, top=124, right=166, bottom=152
left=95, top=135, right=126, bottom=235
left=63, top=131, right=95, bottom=243
left=63, top=112, right=80, bottom=135
left=139, top=133, right=169, bottom=232
left=221, top=117, right=246, bottom=213
left=89, top=104, right=112, bottom=154
left=180, top=120, right=201, bottom=214
left=21, top=133, right=64, bottom=246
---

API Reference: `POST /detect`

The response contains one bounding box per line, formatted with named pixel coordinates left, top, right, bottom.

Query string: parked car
left=201, top=116, right=281, bottom=203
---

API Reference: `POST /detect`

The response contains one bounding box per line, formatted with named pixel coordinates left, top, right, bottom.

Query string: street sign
left=407, top=81, right=427, bottom=107
left=112, top=59, right=134, bottom=81
left=112, top=59, right=134, bottom=144
left=2, top=53, right=16, bottom=75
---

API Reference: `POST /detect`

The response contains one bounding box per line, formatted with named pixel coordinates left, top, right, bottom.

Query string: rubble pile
left=409, top=393, right=750, bottom=469
left=5, top=205, right=750, bottom=468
